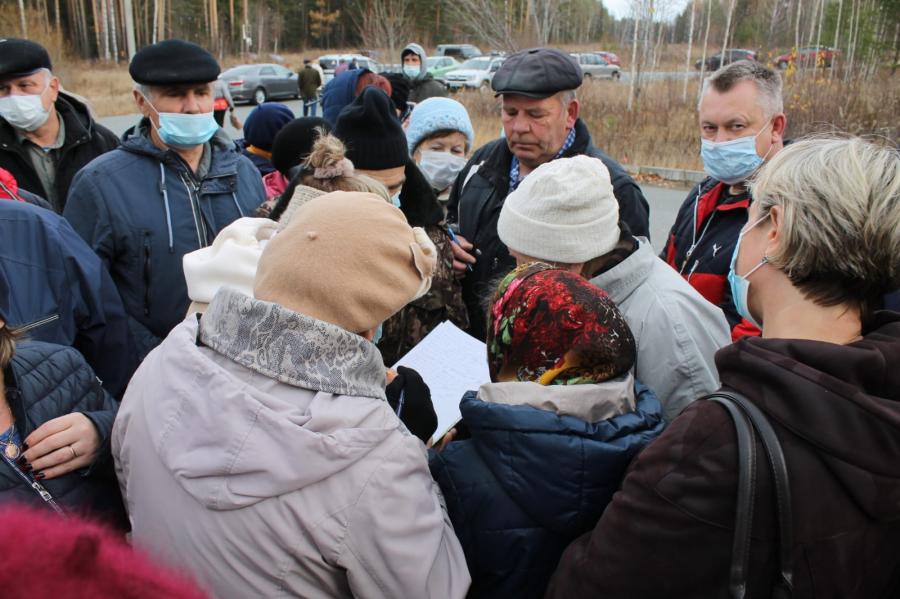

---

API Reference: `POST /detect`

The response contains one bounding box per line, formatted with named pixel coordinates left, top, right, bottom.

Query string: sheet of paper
left=394, top=321, right=491, bottom=443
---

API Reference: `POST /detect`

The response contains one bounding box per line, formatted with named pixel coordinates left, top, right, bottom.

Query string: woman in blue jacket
left=0, top=311, right=125, bottom=529
left=430, top=263, right=664, bottom=598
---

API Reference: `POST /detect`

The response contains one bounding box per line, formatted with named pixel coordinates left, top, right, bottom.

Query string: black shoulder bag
left=706, top=391, right=794, bottom=599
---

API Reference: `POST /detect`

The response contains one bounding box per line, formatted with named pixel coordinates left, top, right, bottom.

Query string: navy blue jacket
left=320, top=69, right=366, bottom=126
left=0, top=200, right=136, bottom=397
left=429, top=381, right=664, bottom=599
left=63, top=125, right=265, bottom=358
left=0, top=341, right=126, bottom=529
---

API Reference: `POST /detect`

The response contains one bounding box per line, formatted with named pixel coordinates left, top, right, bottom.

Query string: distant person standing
left=212, top=77, right=235, bottom=127
left=334, top=58, right=349, bottom=77
left=298, top=59, right=322, bottom=117
left=401, top=43, right=449, bottom=102
left=0, top=39, right=118, bottom=213
left=64, top=40, right=265, bottom=359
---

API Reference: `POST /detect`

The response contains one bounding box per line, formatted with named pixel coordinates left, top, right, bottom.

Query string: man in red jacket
left=661, top=61, right=786, bottom=340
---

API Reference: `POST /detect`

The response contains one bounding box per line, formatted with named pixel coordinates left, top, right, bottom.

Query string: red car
left=593, top=51, right=621, bottom=67
left=776, top=46, right=840, bottom=69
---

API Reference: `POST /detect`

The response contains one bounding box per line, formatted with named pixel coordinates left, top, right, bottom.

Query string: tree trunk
left=831, top=0, right=844, bottom=78
left=683, top=0, right=696, bottom=102
left=698, top=0, right=712, bottom=100
left=122, top=0, right=136, bottom=58
left=627, top=3, right=642, bottom=112
left=721, top=0, right=737, bottom=60
left=17, top=0, right=28, bottom=37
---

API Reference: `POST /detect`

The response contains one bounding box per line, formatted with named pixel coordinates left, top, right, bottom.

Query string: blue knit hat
left=243, top=103, right=295, bottom=151
left=405, top=97, right=475, bottom=154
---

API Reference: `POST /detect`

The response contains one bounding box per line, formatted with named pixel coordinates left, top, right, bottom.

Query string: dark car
left=775, top=46, right=840, bottom=69
left=694, top=49, right=758, bottom=71
left=436, top=44, right=483, bottom=61
left=219, top=64, right=299, bottom=105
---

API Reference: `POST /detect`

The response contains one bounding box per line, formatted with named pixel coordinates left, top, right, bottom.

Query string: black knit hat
left=271, top=117, right=331, bottom=177
left=0, top=39, right=52, bottom=80
left=333, top=87, right=408, bottom=171
left=129, top=39, right=220, bottom=85
left=383, top=73, right=411, bottom=115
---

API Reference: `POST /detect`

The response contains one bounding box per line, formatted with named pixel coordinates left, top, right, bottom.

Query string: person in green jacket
left=298, top=59, right=322, bottom=117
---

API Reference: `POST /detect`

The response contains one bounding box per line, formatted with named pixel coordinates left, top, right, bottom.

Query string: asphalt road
left=97, top=103, right=687, bottom=247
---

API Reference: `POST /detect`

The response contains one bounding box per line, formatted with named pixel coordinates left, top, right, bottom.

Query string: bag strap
left=709, top=394, right=757, bottom=599
left=708, top=391, right=794, bottom=598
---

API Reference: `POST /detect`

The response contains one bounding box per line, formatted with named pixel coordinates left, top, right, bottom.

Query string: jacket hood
left=402, top=43, right=428, bottom=80
left=461, top=379, right=664, bottom=533
left=321, top=68, right=365, bottom=125
left=717, top=310, right=900, bottom=522
left=135, top=289, right=396, bottom=511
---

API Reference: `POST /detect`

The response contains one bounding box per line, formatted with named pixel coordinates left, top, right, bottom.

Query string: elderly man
left=447, top=47, right=650, bottom=339
left=661, top=60, right=787, bottom=340
left=64, top=40, right=265, bottom=359
left=0, top=39, right=118, bottom=212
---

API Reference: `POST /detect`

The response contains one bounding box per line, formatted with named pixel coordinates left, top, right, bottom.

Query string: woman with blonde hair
left=548, top=136, right=900, bottom=598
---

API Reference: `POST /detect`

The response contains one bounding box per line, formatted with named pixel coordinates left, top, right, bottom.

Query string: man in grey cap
left=447, top=47, right=650, bottom=339
left=0, top=38, right=118, bottom=212
left=64, top=40, right=265, bottom=359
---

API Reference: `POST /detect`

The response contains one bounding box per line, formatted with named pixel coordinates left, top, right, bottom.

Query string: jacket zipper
left=143, top=231, right=152, bottom=316
left=180, top=173, right=208, bottom=248
left=14, top=314, right=60, bottom=334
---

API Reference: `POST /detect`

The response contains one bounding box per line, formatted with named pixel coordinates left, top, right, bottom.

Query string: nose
left=184, top=91, right=202, bottom=114
left=511, top=114, right=530, bottom=135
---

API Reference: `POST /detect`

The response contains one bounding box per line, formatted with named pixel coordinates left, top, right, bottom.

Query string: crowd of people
left=0, top=34, right=898, bottom=599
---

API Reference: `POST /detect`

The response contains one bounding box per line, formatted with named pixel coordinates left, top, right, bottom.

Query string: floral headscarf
left=487, top=262, right=636, bottom=385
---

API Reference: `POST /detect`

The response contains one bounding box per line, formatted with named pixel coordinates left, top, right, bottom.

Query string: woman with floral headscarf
left=429, top=262, right=664, bottom=599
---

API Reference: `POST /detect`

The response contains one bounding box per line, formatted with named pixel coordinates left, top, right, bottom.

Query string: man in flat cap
left=0, top=38, right=118, bottom=212
left=446, top=47, right=650, bottom=339
left=64, top=40, right=266, bottom=359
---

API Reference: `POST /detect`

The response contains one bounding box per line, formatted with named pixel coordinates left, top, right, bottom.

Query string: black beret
left=0, top=39, right=52, bottom=80
left=492, top=47, right=582, bottom=98
left=129, top=39, right=220, bottom=85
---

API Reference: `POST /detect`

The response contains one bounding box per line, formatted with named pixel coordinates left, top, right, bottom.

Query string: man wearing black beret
left=64, top=40, right=266, bottom=360
left=446, top=47, right=650, bottom=339
left=0, top=38, right=119, bottom=212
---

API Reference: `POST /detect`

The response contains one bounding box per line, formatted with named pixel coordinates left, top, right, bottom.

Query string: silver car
left=219, top=64, right=300, bottom=105
left=570, top=53, right=621, bottom=80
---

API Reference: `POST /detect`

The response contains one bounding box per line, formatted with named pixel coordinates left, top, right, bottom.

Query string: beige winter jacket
left=113, top=288, right=470, bottom=598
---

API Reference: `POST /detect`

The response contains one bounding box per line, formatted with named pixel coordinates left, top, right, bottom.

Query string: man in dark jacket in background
left=401, top=43, right=449, bottom=103
left=0, top=200, right=137, bottom=397
left=298, top=59, right=322, bottom=117
left=64, top=40, right=265, bottom=360
left=0, top=39, right=118, bottom=213
left=447, top=47, right=650, bottom=339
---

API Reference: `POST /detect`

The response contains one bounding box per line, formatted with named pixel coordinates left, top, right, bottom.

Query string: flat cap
left=492, top=47, right=582, bottom=98
left=129, top=39, right=219, bottom=85
left=0, top=39, right=52, bottom=80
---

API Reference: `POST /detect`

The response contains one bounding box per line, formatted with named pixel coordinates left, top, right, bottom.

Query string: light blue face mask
left=402, top=65, right=421, bottom=78
left=391, top=192, right=402, bottom=208
left=728, top=213, right=770, bottom=329
left=700, top=121, right=772, bottom=185
left=373, top=323, right=383, bottom=344
left=142, top=93, right=219, bottom=148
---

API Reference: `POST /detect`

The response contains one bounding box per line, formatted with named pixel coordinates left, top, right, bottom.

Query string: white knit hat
left=183, top=217, right=278, bottom=312
left=498, top=155, right=620, bottom=264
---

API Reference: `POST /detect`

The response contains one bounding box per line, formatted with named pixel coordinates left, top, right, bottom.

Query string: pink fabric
left=262, top=170, right=290, bottom=200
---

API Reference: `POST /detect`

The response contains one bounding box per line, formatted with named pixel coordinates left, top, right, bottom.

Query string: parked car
left=594, top=51, right=621, bottom=66
left=694, top=49, right=758, bottom=71
left=426, top=56, right=462, bottom=82
left=775, top=46, right=840, bottom=69
left=317, top=54, right=382, bottom=83
left=436, top=44, right=483, bottom=61
left=444, top=56, right=504, bottom=90
left=571, top=53, right=621, bottom=80
left=219, top=64, right=299, bottom=105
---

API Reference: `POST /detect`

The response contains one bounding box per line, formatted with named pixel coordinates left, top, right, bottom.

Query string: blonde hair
left=750, top=135, right=900, bottom=319
left=301, top=133, right=390, bottom=202
left=0, top=325, right=18, bottom=370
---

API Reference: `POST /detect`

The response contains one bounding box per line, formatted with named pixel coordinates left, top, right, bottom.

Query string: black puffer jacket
left=0, top=341, right=125, bottom=529
left=0, top=92, right=119, bottom=213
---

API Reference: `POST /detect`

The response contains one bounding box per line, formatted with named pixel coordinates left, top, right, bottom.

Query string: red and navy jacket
left=661, top=178, right=761, bottom=341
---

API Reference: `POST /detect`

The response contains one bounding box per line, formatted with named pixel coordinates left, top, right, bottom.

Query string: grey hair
left=750, top=135, right=900, bottom=318
left=558, top=89, right=577, bottom=107
left=700, top=60, right=783, bottom=118
left=133, top=82, right=152, bottom=98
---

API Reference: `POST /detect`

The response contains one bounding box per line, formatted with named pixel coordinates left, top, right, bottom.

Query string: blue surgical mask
left=142, top=93, right=218, bottom=148
left=700, top=121, right=773, bottom=185
left=728, top=213, right=770, bottom=329
left=391, top=192, right=402, bottom=208
left=373, top=323, right=383, bottom=344
left=403, top=65, right=421, bottom=78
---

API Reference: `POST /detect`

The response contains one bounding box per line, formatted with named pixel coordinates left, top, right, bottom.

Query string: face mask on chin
left=700, top=120, right=774, bottom=185
left=141, top=92, right=219, bottom=149
left=0, top=79, right=51, bottom=132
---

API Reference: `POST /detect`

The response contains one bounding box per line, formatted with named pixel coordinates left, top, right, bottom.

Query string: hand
left=21, top=413, right=101, bottom=480
left=386, top=368, right=398, bottom=385
left=427, top=427, right=457, bottom=451
left=450, top=234, right=476, bottom=273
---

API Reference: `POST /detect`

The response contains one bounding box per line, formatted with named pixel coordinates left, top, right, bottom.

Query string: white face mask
left=0, top=79, right=51, bottom=132
left=417, top=151, right=467, bottom=193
